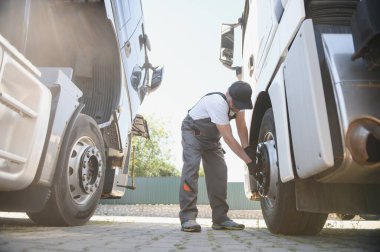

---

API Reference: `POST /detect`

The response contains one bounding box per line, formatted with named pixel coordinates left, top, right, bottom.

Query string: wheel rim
left=259, top=133, right=279, bottom=209
left=67, top=136, right=103, bottom=205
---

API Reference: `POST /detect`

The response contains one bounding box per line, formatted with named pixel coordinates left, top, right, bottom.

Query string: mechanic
left=179, top=80, right=259, bottom=232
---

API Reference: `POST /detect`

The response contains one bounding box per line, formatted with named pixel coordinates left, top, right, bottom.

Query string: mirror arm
left=221, top=18, right=242, bottom=29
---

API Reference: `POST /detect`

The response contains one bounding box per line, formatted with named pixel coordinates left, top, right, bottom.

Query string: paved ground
left=1, top=205, right=379, bottom=252
left=94, top=204, right=265, bottom=220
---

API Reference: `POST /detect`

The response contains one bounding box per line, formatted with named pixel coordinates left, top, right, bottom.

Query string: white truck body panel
left=268, top=63, right=294, bottom=182
left=37, top=68, right=82, bottom=186
left=283, top=20, right=334, bottom=178
left=112, top=0, right=145, bottom=121
left=244, top=0, right=305, bottom=105
left=242, top=0, right=306, bottom=184
left=0, top=35, right=51, bottom=191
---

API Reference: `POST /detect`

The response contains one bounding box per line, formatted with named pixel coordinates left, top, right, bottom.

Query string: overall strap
left=188, top=92, right=236, bottom=120
left=207, top=92, right=236, bottom=120
left=205, top=92, right=227, bottom=100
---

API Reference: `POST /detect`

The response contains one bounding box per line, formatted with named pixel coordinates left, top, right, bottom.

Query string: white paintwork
left=242, top=0, right=305, bottom=191
left=0, top=35, right=51, bottom=191
left=268, top=63, right=294, bottom=182
left=283, top=20, right=334, bottom=178
left=37, top=68, right=82, bottom=186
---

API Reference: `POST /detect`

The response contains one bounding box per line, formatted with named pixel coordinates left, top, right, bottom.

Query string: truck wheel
left=258, top=108, right=328, bottom=235
left=27, top=114, right=105, bottom=226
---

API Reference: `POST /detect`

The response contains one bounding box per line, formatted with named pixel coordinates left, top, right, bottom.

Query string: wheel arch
left=50, top=104, right=86, bottom=182
left=248, top=65, right=297, bottom=188
left=244, top=91, right=271, bottom=199
left=268, top=65, right=296, bottom=183
left=249, top=92, right=272, bottom=151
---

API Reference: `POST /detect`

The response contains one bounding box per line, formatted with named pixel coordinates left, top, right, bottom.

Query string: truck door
left=112, top=0, right=147, bottom=119
left=246, top=0, right=276, bottom=81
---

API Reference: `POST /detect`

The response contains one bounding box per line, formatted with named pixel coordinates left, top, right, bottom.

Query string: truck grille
left=305, top=0, right=359, bottom=26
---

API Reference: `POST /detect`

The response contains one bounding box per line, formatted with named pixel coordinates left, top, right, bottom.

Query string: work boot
left=212, top=220, right=245, bottom=230
left=181, top=220, right=201, bottom=232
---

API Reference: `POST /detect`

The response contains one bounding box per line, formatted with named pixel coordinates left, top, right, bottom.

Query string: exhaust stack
left=346, top=119, right=380, bottom=165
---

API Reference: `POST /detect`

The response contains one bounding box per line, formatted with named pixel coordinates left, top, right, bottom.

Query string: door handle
left=124, top=41, right=131, bottom=57
left=249, top=54, right=255, bottom=76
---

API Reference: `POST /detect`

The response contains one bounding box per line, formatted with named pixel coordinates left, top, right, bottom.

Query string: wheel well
left=0, top=1, right=122, bottom=125
left=249, top=92, right=272, bottom=149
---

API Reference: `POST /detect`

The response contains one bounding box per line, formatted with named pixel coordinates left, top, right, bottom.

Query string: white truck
left=220, top=0, right=380, bottom=234
left=0, top=0, right=162, bottom=226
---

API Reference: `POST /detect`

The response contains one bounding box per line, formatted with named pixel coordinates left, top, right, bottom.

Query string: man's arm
left=216, top=123, right=252, bottom=164
left=235, top=111, right=249, bottom=148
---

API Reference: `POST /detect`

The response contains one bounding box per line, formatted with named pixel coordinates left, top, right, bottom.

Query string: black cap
left=228, top=81, right=253, bottom=110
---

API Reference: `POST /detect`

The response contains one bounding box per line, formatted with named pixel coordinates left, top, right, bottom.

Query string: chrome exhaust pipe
left=346, top=119, right=380, bottom=165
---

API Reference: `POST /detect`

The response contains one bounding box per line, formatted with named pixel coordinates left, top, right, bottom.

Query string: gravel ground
left=95, top=204, right=263, bottom=219
left=95, top=204, right=353, bottom=221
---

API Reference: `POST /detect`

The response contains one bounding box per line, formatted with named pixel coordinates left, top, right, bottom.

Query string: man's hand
left=244, top=146, right=255, bottom=161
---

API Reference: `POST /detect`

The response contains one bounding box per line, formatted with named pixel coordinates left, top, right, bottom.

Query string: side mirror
left=131, top=65, right=142, bottom=91
left=219, top=24, right=235, bottom=68
left=149, top=66, right=164, bottom=93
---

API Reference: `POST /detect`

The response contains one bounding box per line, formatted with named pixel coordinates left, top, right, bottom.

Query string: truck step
left=0, top=91, right=37, bottom=118
left=305, top=0, right=359, bottom=26
left=0, top=150, right=27, bottom=164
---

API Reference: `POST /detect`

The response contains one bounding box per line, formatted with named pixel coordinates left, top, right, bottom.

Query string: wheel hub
left=68, top=137, right=103, bottom=205
left=79, top=146, right=102, bottom=194
left=256, top=140, right=278, bottom=202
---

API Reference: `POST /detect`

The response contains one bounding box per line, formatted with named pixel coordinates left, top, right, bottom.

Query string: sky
left=139, top=0, right=246, bottom=182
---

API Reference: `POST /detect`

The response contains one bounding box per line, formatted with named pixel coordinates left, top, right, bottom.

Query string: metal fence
left=101, top=177, right=260, bottom=210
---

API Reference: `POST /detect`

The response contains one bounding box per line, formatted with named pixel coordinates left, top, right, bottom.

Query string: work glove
left=244, top=146, right=256, bottom=161
left=245, top=146, right=263, bottom=183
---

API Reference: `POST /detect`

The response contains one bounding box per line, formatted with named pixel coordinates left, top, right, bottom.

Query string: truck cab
left=220, top=0, right=380, bottom=235
left=0, top=0, right=162, bottom=226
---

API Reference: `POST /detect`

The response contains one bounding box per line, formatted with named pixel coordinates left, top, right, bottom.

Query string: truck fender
left=268, top=63, right=294, bottom=182
left=47, top=103, right=85, bottom=183
left=283, top=20, right=334, bottom=178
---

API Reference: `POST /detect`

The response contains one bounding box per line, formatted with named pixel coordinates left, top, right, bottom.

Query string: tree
left=130, top=116, right=180, bottom=177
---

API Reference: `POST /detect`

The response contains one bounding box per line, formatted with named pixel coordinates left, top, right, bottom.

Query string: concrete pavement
left=1, top=207, right=380, bottom=252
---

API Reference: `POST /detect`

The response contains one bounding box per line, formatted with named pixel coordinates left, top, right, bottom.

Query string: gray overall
left=179, top=93, right=235, bottom=224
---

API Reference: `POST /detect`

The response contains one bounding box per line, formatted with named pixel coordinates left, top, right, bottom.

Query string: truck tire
left=259, top=108, right=328, bottom=235
left=27, top=114, right=105, bottom=226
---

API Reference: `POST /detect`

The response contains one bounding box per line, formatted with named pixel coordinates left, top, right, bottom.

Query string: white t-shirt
left=188, top=94, right=230, bottom=125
